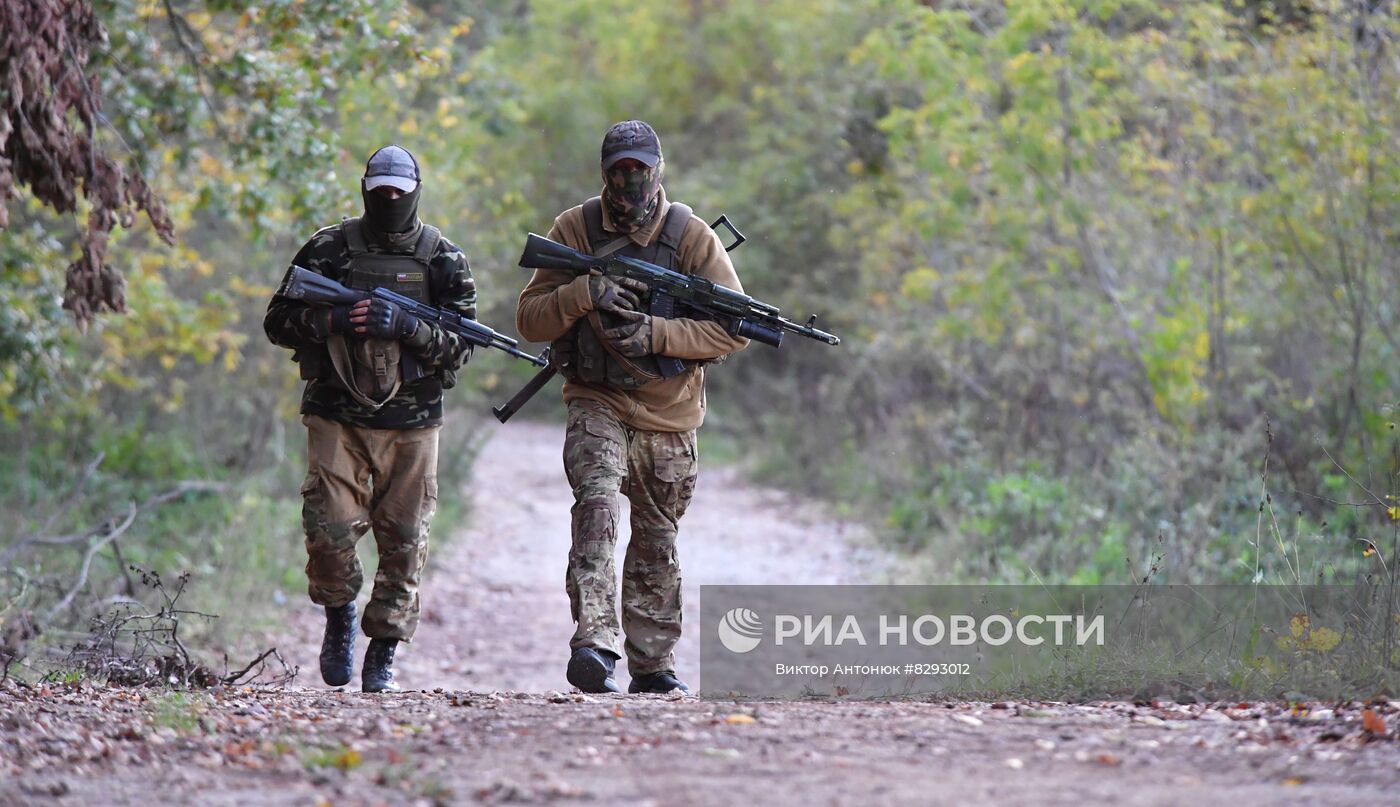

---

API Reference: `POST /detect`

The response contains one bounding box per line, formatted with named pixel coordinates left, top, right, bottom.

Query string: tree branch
left=44, top=502, right=137, bottom=622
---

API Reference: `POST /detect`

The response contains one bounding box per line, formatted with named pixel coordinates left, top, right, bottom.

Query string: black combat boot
left=566, top=647, right=621, bottom=694
left=362, top=638, right=401, bottom=693
left=628, top=670, right=691, bottom=695
left=319, top=603, right=357, bottom=687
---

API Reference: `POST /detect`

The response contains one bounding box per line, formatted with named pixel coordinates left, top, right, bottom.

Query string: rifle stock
left=492, top=350, right=556, bottom=424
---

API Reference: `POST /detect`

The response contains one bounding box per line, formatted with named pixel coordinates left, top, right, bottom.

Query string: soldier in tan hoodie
left=516, top=120, right=748, bottom=694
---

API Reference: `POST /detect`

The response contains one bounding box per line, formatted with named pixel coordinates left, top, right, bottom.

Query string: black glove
left=324, top=305, right=355, bottom=336
left=588, top=274, right=648, bottom=314
left=364, top=298, right=420, bottom=340
left=602, top=309, right=653, bottom=357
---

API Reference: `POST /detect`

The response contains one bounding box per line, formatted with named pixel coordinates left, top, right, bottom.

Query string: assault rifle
left=492, top=230, right=839, bottom=423
left=278, top=265, right=547, bottom=367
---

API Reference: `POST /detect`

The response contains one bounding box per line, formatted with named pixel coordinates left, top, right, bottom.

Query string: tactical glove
left=364, top=298, right=420, bottom=340
left=588, top=274, right=648, bottom=314
left=322, top=305, right=355, bottom=336
left=601, top=308, right=653, bottom=358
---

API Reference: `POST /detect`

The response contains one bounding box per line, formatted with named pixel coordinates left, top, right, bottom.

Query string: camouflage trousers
left=564, top=399, right=698, bottom=675
left=300, top=414, right=439, bottom=641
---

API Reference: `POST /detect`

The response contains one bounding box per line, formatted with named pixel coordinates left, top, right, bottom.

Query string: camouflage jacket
left=264, top=222, right=477, bottom=429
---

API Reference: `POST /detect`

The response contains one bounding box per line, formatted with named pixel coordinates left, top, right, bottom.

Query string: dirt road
left=277, top=419, right=888, bottom=693
left=2, top=422, right=1398, bottom=805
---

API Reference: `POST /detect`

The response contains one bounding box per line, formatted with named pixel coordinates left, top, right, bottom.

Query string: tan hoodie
left=516, top=188, right=749, bottom=432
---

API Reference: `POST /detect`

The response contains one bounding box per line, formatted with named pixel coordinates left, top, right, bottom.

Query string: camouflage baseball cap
left=363, top=144, right=421, bottom=192
left=601, top=120, right=662, bottom=169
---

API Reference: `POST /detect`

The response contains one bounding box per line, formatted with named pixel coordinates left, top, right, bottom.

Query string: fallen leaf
left=725, top=714, right=757, bottom=725
left=1361, top=709, right=1387, bottom=736
left=951, top=714, right=983, bottom=727
left=334, top=749, right=361, bottom=771
left=1283, top=776, right=1306, bottom=786
left=1094, top=753, right=1122, bottom=766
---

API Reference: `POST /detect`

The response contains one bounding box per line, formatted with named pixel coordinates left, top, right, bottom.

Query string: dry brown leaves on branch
left=0, top=0, right=174, bottom=329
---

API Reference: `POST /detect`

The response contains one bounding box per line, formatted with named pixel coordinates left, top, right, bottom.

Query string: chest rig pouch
left=551, top=198, right=697, bottom=389
left=323, top=217, right=441, bottom=410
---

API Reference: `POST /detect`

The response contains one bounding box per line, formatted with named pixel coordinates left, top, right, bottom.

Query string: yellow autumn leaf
left=1289, top=614, right=1308, bottom=639
left=1006, top=51, right=1034, bottom=73
left=900, top=268, right=940, bottom=302
left=724, top=713, right=757, bottom=725
left=1387, top=506, right=1399, bottom=521
left=334, top=748, right=361, bottom=770
left=1299, top=626, right=1341, bottom=653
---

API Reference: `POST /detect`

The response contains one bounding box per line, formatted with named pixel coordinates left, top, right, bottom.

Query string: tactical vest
left=298, top=218, right=441, bottom=410
left=550, top=198, right=697, bottom=389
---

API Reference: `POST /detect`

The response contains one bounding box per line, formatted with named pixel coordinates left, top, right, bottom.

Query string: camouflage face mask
left=601, top=161, right=663, bottom=233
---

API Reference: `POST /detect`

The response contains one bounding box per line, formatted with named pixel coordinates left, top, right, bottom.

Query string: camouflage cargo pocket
left=566, top=404, right=626, bottom=493
left=652, top=433, right=698, bottom=513
left=419, top=475, right=439, bottom=533
left=300, top=468, right=324, bottom=534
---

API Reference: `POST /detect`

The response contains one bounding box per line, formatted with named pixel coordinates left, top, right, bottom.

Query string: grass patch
left=301, top=743, right=363, bottom=772
left=150, top=692, right=210, bottom=734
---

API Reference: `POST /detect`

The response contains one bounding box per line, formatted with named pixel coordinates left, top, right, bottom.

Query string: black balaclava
left=361, top=145, right=422, bottom=246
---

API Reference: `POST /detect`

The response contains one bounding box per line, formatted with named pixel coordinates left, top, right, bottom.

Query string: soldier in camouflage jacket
left=264, top=145, right=475, bottom=693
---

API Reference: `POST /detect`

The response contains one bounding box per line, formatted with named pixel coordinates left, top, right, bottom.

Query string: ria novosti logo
left=717, top=608, right=763, bottom=653
left=715, top=609, right=1105, bottom=652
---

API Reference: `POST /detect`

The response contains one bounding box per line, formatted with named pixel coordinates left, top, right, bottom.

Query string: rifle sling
left=593, top=235, right=633, bottom=259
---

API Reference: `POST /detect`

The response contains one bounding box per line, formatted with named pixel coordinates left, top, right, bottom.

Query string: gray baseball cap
left=601, top=120, right=662, bottom=169
left=363, top=144, right=421, bottom=192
